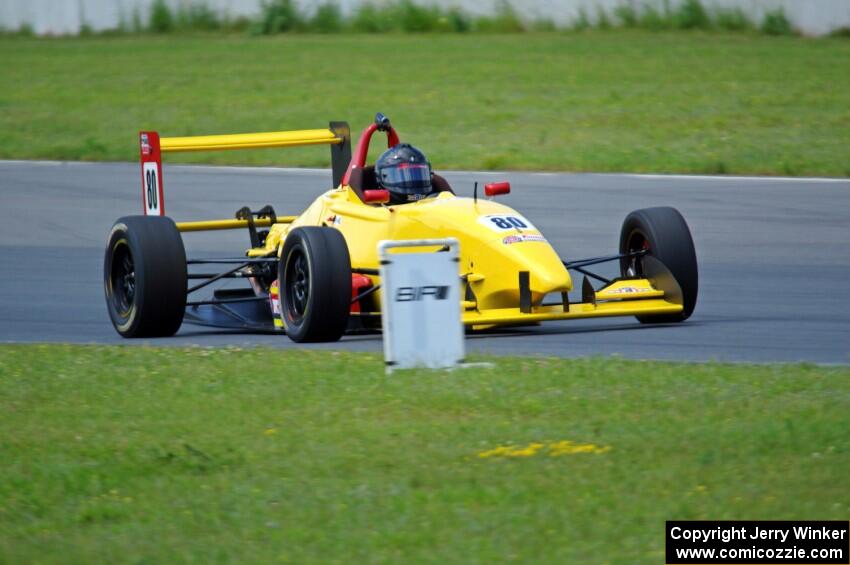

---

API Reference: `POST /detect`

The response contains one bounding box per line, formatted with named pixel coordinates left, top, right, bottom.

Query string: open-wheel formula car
left=104, top=113, right=698, bottom=342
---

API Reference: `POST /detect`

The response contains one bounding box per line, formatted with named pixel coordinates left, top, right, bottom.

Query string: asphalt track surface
left=1, top=160, right=848, bottom=363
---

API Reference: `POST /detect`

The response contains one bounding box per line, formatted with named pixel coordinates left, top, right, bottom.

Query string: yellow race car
left=104, top=113, right=697, bottom=342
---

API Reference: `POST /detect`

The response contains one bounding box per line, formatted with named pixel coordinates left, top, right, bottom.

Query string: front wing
left=461, top=276, right=682, bottom=327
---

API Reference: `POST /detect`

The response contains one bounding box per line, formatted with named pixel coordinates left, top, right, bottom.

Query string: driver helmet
left=375, top=143, right=432, bottom=204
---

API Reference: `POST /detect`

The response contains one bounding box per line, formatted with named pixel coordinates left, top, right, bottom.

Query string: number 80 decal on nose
left=478, top=214, right=536, bottom=232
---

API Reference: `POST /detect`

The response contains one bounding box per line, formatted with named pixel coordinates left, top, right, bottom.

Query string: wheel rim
left=284, top=247, right=309, bottom=323
left=626, top=230, right=651, bottom=277
left=110, top=240, right=135, bottom=316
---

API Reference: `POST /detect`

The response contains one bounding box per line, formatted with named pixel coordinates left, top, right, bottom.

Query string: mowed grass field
left=1, top=32, right=849, bottom=176
left=1, top=345, right=847, bottom=563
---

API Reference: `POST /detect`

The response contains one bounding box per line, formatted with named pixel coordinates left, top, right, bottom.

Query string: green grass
left=1, top=33, right=849, bottom=176
left=1, top=345, right=848, bottom=563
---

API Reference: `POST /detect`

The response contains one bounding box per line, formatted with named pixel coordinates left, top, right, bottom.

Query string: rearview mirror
left=484, top=182, right=511, bottom=197
left=363, top=189, right=390, bottom=204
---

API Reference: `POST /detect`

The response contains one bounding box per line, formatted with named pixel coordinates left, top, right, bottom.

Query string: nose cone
left=485, top=236, right=572, bottom=293
left=401, top=195, right=572, bottom=307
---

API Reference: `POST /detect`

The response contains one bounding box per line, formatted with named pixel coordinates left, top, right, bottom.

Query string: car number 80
left=479, top=214, right=534, bottom=232
left=142, top=162, right=160, bottom=215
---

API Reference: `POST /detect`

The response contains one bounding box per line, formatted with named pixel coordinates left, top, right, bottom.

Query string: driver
left=375, top=143, right=433, bottom=204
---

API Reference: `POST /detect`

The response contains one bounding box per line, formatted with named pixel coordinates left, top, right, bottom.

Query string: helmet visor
left=379, top=163, right=432, bottom=195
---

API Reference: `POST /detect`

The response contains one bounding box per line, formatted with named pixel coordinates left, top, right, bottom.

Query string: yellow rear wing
left=160, top=128, right=343, bottom=152
left=138, top=121, right=351, bottom=220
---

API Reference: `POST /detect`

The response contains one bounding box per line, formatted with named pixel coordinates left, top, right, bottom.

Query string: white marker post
left=378, top=238, right=464, bottom=372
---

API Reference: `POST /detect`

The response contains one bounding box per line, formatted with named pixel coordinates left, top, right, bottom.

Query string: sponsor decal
left=270, top=281, right=283, bottom=329
left=140, top=133, right=151, bottom=156
left=395, top=285, right=449, bottom=302
left=502, top=234, right=546, bottom=245
left=606, top=286, right=646, bottom=294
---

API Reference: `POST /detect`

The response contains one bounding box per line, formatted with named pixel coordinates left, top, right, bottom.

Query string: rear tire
left=279, top=227, right=351, bottom=343
left=104, top=216, right=187, bottom=337
left=619, top=206, right=698, bottom=323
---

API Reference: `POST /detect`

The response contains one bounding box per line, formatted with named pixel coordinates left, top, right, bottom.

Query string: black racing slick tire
left=279, top=227, right=352, bottom=343
left=104, top=216, right=187, bottom=337
left=619, top=206, right=698, bottom=323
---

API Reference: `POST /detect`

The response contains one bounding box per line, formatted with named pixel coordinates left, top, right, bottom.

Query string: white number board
left=142, top=162, right=161, bottom=216
left=378, top=239, right=464, bottom=372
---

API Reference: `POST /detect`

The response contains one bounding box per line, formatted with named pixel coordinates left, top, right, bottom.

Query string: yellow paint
left=159, top=121, right=683, bottom=326
left=264, top=187, right=575, bottom=312
left=595, top=278, right=664, bottom=301
left=461, top=298, right=681, bottom=326
left=176, top=217, right=294, bottom=232
left=247, top=182, right=684, bottom=323
left=160, top=129, right=341, bottom=153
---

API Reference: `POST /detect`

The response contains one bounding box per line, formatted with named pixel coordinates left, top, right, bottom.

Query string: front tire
left=619, top=206, right=698, bottom=323
left=104, top=216, right=187, bottom=337
left=279, top=227, right=351, bottom=343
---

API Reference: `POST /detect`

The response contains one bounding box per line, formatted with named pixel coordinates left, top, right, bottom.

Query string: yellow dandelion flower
left=478, top=439, right=610, bottom=459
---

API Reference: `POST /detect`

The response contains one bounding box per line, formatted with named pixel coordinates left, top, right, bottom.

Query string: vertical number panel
left=142, top=162, right=162, bottom=216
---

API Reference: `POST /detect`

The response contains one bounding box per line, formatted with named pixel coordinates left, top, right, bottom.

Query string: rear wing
left=139, top=122, right=351, bottom=216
